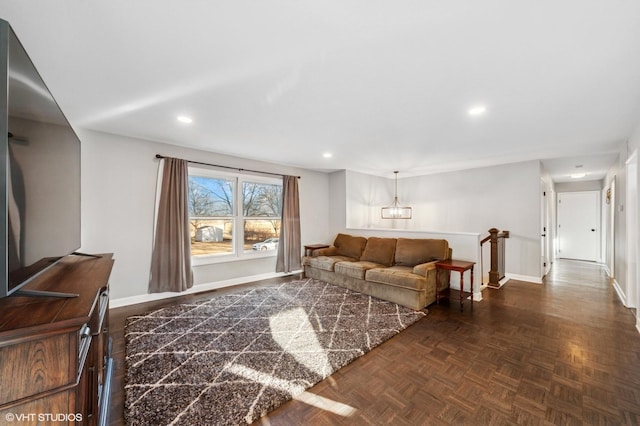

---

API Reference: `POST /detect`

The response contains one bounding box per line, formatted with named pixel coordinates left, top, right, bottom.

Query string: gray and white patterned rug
left=124, top=278, right=426, bottom=425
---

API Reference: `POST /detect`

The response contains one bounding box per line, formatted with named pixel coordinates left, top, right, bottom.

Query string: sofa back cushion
left=333, top=233, right=367, bottom=259
left=360, top=237, right=397, bottom=267
left=394, top=238, right=449, bottom=266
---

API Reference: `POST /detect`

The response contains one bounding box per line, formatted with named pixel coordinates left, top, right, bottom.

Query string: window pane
left=244, top=219, right=281, bottom=252
left=242, top=182, right=282, bottom=217
left=190, top=219, right=234, bottom=256
left=188, top=175, right=234, bottom=217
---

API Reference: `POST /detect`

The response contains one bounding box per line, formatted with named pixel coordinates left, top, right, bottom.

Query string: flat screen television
left=1, top=19, right=82, bottom=298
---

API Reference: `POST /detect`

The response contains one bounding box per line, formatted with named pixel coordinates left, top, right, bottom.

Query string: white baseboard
left=110, top=271, right=299, bottom=308
left=611, top=280, right=639, bottom=335
left=505, top=273, right=543, bottom=284
left=603, top=264, right=611, bottom=277
left=612, top=279, right=627, bottom=306
left=458, top=282, right=486, bottom=302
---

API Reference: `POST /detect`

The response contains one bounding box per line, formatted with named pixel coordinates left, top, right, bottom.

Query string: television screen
left=3, top=23, right=81, bottom=296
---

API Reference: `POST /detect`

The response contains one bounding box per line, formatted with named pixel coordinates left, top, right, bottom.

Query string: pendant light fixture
left=381, top=171, right=412, bottom=219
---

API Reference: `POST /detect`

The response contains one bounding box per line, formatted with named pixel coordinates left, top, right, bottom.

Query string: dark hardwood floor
left=108, top=260, right=640, bottom=425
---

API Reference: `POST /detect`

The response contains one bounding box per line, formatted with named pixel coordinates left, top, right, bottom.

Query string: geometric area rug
left=124, top=278, right=426, bottom=425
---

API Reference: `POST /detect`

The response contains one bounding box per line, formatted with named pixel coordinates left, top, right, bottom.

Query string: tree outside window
left=188, top=175, right=234, bottom=256
left=187, top=172, right=282, bottom=258
left=243, top=182, right=282, bottom=252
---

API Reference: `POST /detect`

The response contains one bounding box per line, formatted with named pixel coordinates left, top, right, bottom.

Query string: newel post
left=488, top=228, right=500, bottom=288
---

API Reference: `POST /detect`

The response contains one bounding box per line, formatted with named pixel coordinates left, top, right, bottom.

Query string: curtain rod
left=155, top=154, right=300, bottom=179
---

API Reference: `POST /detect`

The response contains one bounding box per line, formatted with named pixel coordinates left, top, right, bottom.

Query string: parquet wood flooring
left=108, top=260, right=640, bottom=425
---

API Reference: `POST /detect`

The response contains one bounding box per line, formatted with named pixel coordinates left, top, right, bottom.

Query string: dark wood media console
left=0, top=254, right=114, bottom=425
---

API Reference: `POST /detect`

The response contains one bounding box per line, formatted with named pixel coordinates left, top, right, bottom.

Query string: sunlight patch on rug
left=124, top=278, right=426, bottom=425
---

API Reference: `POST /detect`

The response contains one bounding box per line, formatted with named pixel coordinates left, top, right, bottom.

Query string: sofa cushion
left=394, top=238, right=449, bottom=267
left=365, top=266, right=427, bottom=291
left=360, top=237, right=397, bottom=267
left=335, top=261, right=384, bottom=279
left=306, top=255, right=356, bottom=271
left=334, top=233, right=367, bottom=259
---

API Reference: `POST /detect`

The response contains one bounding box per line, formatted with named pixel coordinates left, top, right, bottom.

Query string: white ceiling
left=2, top=1, right=640, bottom=181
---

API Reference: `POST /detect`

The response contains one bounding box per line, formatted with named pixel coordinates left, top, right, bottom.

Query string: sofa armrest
left=412, top=261, right=436, bottom=276
left=413, top=261, right=451, bottom=289
left=313, top=246, right=339, bottom=257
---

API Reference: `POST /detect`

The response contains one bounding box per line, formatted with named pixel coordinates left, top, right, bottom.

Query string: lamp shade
left=381, top=204, right=412, bottom=219
left=381, top=171, right=412, bottom=219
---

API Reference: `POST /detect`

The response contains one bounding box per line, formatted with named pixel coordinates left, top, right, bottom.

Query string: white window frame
left=188, top=166, right=282, bottom=266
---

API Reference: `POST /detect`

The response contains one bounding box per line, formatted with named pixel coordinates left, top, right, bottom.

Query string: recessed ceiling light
left=570, top=173, right=586, bottom=179
left=468, top=106, right=487, bottom=116
left=322, top=152, right=333, bottom=158
left=177, top=115, right=193, bottom=124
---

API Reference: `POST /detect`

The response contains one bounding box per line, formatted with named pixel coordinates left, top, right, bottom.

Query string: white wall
left=345, top=171, right=393, bottom=230
left=614, top=119, right=640, bottom=334
left=603, top=119, right=640, bottom=323
left=555, top=180, right=603, bottom=192
left=78, top=129, right=330, bottom=302
left=630, top=124, right=640, bottom=333
left=333, top=161, right=542, bottom=281
left=328, top=170, right=347, bottom=235
left=605, top=152, right=627, bottom=301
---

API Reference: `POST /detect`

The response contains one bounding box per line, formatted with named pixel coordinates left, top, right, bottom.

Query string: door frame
left=540, top=180, right=552, bottom=277
left=604, top=177, right=616, bottom=277
left=625, top=150, right=638, bottom=311
left=557, top=191, right=601, bottom=261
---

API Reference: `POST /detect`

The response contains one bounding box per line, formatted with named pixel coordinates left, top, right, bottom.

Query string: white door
left=557, top=191, right=599, bottom=261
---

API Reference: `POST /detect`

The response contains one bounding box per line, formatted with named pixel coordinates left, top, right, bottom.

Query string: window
left=188, top=168, right=282, bottom=261
left=188, top=174, right=235, bottom=256
left=243, top=181, right=282, bottom=253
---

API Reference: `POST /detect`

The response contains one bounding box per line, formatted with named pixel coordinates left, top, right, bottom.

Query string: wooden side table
left=304, top=244, right=329, bottom=257
left=435, top=259, right=475, bottom=311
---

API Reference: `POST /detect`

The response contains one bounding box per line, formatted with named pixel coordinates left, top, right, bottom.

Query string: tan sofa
left=304, top=233, right=451, bottom=310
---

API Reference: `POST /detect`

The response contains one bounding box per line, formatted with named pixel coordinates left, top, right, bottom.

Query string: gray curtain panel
left=276, top=175, right=301, bottom=273
left=149, top=157, right=193, bottom=293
